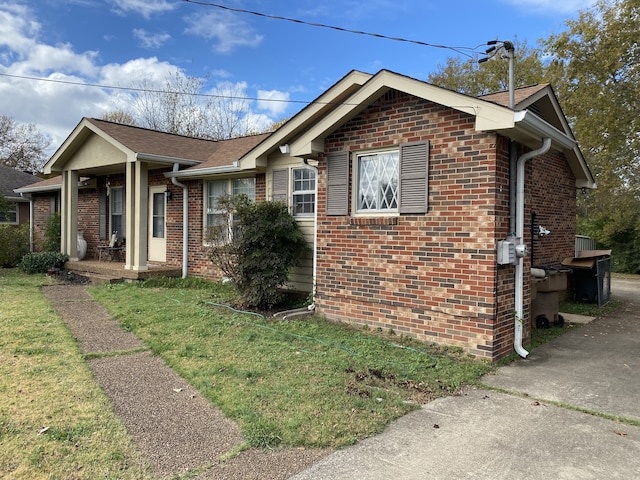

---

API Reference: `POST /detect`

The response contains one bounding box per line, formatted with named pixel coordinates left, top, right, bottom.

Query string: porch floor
left=65, top=259, right=182, bottom=284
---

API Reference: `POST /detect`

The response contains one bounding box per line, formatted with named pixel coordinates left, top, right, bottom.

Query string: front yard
left=1, top=269, right=493, bottom=478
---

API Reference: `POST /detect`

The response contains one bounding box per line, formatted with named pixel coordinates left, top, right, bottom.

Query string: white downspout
left=514, top=137, right=551, bottom=358
left=303, top=158, right=317, bottom=310
left=171, top=163, right=189, bottom=278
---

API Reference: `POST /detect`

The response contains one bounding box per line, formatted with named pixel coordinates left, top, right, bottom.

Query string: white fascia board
left=166, top=165, right=242, bottom=179
left=14, top=184, right=61, bottom=194
left=512, top=110, right=576, bottom=150
left=134, top=152, right=201, bottom=166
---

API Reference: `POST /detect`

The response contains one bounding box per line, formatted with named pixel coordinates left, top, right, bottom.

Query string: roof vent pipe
left=514, top=137, right=551, bottom=358
left=171, top=163, right=188, bottom=278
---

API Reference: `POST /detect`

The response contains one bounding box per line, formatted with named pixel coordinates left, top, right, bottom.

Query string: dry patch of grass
left=0, top=269, right=154, bottom=480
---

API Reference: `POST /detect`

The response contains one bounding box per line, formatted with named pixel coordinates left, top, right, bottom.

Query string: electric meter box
left=497, top=240, right=515, bottom=265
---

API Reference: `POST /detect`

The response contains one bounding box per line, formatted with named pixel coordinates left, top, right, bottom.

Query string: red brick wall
left=32, top=193, right=58, bottom=251
left=316, top=91, right=509, bottom=358
left=530, top=151, right=576, bottom=267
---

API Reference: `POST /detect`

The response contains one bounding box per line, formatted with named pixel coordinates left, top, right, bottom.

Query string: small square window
left=357, top=150, right=399, bottom=212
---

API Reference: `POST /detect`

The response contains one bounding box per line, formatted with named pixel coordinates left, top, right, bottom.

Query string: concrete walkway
left=291, top=277, right=640, bottom=479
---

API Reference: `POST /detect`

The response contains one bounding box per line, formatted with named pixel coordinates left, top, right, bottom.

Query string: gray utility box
left=531, top=267, right=571, bottom=329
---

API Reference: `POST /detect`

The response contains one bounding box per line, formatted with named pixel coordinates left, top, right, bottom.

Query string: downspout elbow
left=171, top=163, right=188, bottom=279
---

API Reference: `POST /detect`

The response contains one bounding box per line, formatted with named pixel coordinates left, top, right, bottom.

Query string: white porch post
left=124, top=160, right=149, bottom=271
left=61, top=170, right=79, bottom=260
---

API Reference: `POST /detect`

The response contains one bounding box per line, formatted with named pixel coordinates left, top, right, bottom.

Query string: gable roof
left=233, top=69, right=594, bottom=189
left=44, top=118, right=225, bottom=174
left=0, top=164, right=40, bottom=200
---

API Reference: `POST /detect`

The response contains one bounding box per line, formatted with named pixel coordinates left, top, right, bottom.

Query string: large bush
left=0, top=224, right=30, bottom=267
left=207, top=196, right=310, bottom=308
left=19, top=251, right=69, bottom=274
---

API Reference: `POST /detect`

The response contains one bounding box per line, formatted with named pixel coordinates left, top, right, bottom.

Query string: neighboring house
left=0, top=164, right=40, bottom=227
left=18, top=69, right=595, bottom=360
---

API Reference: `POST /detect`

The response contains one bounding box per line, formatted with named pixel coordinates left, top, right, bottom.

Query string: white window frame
left=354, top=149, right=400, bottom=214
left=292, top=167, right=316, bottom=217
left=204, top=177, right=255, bottom=243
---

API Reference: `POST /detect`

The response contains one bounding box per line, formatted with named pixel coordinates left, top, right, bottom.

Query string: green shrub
left=19, top=251, right=69, bottom=274
left=42, top=212, right=62, bottom=252
left=207, top=196, right=310, bottom=309
left=0, top=224, right=30, bottom=267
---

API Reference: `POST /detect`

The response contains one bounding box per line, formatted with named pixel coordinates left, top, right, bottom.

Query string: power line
left=0, top=72, right=316, bottom=105
left=180, top=0, right=480, bottom=58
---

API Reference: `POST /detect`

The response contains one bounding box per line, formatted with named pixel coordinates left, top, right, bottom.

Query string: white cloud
left=257, top=90, right=290, bottom=117
left=133, top=28, right=171, bottom=49
left=499, top=0, right=597, bottom=14
left=110, top=0, right=177, bottom=19
left=184, top=10, right=263, bottom=54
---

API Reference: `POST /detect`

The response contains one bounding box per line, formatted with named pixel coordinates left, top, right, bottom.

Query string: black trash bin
left=562, top=250, right=612, bottom=306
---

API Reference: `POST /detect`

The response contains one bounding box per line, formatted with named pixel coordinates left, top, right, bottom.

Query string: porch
left=65, top=259, right=182, bottom=285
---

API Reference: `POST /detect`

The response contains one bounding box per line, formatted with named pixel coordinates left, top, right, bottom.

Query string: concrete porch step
left=65, top=259, right=182, bottom=283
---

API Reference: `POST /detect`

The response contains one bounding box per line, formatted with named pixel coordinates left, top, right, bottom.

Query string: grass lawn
left=9, top=268, right=611, bottom=476
left=0, top=269, right=154, bottom=480
left=88, top=277, right=493, bottom=449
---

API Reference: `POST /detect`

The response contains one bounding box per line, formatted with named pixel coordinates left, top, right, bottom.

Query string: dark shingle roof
left=85, top=118, right=221, bottom=162
left=0, top=164, right=40, bottom=198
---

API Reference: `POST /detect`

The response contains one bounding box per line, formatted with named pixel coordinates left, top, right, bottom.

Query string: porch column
left=61, top=170, right=79, bottom=260
left=124, top=160, right=149, bottom=271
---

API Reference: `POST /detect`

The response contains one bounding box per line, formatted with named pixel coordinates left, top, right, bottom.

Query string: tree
left=0, top=115, right=50, bottom=172
left=427, top=39, right=552, bottom=96
left=106, top=71, right=255, bottom=140
left=543, top=0, right=640, bottom=272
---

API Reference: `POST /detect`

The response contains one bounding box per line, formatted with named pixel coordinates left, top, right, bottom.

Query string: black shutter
left=272, top=169, right=289, bottom=203
left=326, top=151, right=349, bottom=215
left=99, top=188, right=107, bottom=240
left=399, top=141, right=429, bottom=214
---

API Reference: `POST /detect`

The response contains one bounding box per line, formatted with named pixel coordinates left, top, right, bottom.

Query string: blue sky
left=0, top=0, right=597, bottom=157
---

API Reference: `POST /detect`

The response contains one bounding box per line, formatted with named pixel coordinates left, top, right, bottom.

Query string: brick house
left=18, top=69, right=594, bottom=360
left=0, top=164, right=40, bottom=230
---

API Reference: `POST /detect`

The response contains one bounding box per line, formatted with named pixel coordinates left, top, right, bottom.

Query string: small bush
left=0, top=224, right=30, bottom=267
left=42, top=212, right=62, bottom=252
left=19, top=251, right=69, bottom=274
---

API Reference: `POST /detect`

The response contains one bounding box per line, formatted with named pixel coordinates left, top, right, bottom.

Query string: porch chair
left=97, top=232, right=125, bottom=262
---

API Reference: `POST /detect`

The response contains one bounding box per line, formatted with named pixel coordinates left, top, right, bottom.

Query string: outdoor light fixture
left=164, top=188, right=172, bottom=201
left=279, top=144, right=290, bottom=154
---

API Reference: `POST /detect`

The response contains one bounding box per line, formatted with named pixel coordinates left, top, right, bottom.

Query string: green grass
left=89, top=279, right=492, bottom=448
left=0, top=269, right=154, bottom=480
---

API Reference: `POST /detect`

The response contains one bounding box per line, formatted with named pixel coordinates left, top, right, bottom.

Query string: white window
left=205, top=178, right=255, bottom=241
left=292, top=167, right=316, bottom=216
left=110, top=187, right=124, bottom=241
left=356, top=150, right=399, bottom=212
left=0, top=202, right=17, bottom=224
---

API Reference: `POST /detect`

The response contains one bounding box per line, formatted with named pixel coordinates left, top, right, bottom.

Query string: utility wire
left=0, top=72, right=320, bottom=105
left=180, top=0, right=480, bottom=58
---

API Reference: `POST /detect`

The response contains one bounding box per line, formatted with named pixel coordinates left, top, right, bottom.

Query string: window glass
left=292, top=168, right=316, bottom=216
left=205, top=178, right=255, bottom=242
left=152, top=192, right=165, bottom=238
left=0, top=202, right=17, bottom=223
left=357, top=151, right=399, bottom=212
left=110, top=188, right=124, bottom=240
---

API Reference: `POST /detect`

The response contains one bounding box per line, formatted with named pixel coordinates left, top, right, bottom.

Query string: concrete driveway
left=291, top=276, right=640, bottom=479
